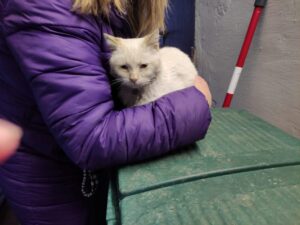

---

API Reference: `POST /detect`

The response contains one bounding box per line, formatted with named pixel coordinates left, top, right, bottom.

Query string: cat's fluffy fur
left=104, top=32, right=197, bottom=106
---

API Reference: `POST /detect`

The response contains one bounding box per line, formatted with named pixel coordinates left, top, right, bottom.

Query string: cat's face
left=104, top=32, right=161, bottom=88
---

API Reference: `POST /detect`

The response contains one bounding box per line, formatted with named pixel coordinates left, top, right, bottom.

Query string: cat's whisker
left=111, top=79, right=124, bottom=86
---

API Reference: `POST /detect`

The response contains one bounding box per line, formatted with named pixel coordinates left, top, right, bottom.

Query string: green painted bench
left=106, top=109, right=300, bottom=225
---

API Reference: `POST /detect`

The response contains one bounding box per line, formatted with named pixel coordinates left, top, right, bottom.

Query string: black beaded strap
left=81, top=170, right=99, bottom=198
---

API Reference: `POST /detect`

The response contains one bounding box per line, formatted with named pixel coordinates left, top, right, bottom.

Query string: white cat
left=104, top=32, right=198, bottom=107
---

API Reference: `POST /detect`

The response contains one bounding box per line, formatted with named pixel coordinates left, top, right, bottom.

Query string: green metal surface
left=106, top=182, right=118, bottom=225
left=117, top=109, right=300, bottom=197
left=106, top=109, right=300, bottom=225
left=120, top=166, right=300, bottom=225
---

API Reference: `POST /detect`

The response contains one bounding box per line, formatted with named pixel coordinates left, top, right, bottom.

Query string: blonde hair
left=72, top=0, right=168, bottom=36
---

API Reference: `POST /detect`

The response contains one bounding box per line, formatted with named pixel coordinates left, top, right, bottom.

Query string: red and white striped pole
left=222, top=0, right=268, bottom=108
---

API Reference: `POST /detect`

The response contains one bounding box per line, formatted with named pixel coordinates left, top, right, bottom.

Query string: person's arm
left=194, top=76, right=212, bottom=108
left=3, top=6, right=211, bottom=170
left=0, top=120, right=22, bottom=164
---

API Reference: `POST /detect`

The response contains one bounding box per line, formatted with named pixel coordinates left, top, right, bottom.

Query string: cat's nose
left=130, top=78, right=138, bottom=84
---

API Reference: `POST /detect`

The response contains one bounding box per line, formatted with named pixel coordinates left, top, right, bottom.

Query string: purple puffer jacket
left=0, top=0, right=211, bottom=224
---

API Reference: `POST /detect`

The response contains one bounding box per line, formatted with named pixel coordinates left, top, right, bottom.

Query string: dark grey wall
left=196, top=0, right=300, bottom=138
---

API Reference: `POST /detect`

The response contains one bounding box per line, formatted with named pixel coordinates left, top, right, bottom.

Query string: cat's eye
left=140, top=64, right=148, bottom=69
left=120, top=65, right=129, bottom=70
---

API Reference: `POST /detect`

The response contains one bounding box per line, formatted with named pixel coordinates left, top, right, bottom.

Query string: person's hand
left=194, top=76, right=212, bottom=107
left=0, top=119, right=22, bottom=164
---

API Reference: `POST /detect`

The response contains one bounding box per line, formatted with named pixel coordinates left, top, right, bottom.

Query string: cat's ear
left=144, top=30, right=160, bottom=50
left=104, top=33, right=122, bottom=51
